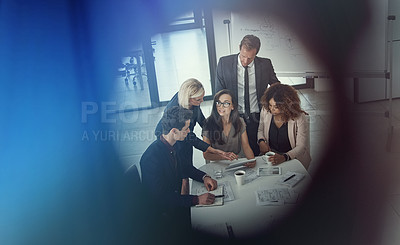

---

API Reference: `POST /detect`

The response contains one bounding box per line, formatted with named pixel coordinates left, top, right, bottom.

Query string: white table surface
left=191, top=156, right=311, bottom=238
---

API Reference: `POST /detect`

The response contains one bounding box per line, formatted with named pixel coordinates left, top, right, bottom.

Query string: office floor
left=350, top=98, right=400, bottom=245
left=111, top=65, right=152, bottom=110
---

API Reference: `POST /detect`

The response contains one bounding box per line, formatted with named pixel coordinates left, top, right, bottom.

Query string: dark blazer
left=215, top=54, right=280, bottom=110
left=154, top=92, right=209, bottom=177
left=140, top=138, right=206, bottom=239
left=140, top=138, right=205, bottom=207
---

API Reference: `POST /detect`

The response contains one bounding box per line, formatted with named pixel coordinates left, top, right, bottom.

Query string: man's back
left=139, top=138, right=193, bottom=240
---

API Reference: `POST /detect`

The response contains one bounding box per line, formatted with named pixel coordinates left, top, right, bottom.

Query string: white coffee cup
left=234, top=170, right=246, bottom=186
left=262, top=151, right=276, bottom=165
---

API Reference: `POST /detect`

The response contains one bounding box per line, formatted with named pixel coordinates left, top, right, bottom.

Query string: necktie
left=244, top=66, right=250, bottom=116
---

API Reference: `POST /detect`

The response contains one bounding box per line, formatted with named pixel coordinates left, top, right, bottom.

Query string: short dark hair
left=240, top=35, right=261, bottom=54
left=161, top=106, right=193, bottom=134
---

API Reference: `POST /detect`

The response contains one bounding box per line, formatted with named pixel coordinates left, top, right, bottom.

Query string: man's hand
left=198, top=193, right=215, bottom=205
left=203, top=176, right=217, bottom=191
left=181, top=178, right=189, bottom=195
left=259, top=141, right=270, bottom=155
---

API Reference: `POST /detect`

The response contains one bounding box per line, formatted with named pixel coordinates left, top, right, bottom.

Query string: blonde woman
left=155, top=79, right=236, bottom=193
left=155, top=78, right=206, bottom=141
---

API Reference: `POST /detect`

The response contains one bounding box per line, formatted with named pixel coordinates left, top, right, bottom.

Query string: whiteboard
left=230, top=11, right=326, bottom=73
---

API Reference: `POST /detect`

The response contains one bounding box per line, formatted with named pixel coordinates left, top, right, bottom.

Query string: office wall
left=212, top=10, right=232, bottom=60
left=390, top=40, right=400, bottom=98
left=350, top=0, right=387, bottom=72
left=353, top=0, right=400, bottom=102
left=230, top=11, right=325, bottom=73
left=212, top=10, right=324, bottom=74
left=213, top=2, right=388, bottom=73
left=212, top=0, right=400, bottom=101
left=389, top=0, right=400, bottom=98
left=350, top=0, right=399, bottom=102
left=389, top=0, right=400, bottom=40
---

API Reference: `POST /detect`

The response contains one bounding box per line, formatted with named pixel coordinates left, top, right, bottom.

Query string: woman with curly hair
left=257, top=83, right=311, bottom=169
left=202, top=89, right=256, bottom=167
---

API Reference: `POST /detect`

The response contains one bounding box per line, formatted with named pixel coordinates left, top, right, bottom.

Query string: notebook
left=195, top=185, right=224, bottom=207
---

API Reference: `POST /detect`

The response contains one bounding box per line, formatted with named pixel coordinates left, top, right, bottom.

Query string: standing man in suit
left=215, top=34, right=280, bottom=156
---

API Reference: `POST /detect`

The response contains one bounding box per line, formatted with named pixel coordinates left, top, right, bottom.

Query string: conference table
left=190, top=156, right=312, bottom=238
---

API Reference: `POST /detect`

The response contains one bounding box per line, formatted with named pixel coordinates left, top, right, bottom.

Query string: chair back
left=124, top=164, right=141, bottom=187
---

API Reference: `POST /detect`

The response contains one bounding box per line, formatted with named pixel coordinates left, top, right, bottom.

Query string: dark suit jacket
left=140, top=138, right=206, bottom=240
left=140, top=138, right=205, bottom=212
left=154, top=93, right=209, bottom=177
left=215, top=54, right=280, bottom=110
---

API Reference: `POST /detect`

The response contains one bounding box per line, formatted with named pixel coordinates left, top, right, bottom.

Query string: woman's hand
left=220, top=151, right=238, bottom=161
left=208, top=147, right=238, bottom=161
left=269, top=154, right=285, bottom=165
left=259, top=141, right=270, bottom=155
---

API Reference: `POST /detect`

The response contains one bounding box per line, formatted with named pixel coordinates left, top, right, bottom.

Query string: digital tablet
left=224, top=158, right=256, bottom=170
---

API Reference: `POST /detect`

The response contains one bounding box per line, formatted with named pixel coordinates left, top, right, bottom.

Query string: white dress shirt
left=237, top=55, right=259, bottom=114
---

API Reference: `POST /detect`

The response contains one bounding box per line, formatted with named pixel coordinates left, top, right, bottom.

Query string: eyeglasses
left=215, top=101, right=231, bottom=108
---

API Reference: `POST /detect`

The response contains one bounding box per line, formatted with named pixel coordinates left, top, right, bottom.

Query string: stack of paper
left=244, top=168, right=258, bottom=184
left=218, top=181, right=235, bottom=202
left=255, top=187, right=298, bottom=206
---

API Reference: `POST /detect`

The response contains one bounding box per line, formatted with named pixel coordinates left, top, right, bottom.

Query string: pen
left=214, top=195, right=225, bottom=198
left=283, top=174, right=295, bottom=182
left=226, top=223, right=235, bottom=239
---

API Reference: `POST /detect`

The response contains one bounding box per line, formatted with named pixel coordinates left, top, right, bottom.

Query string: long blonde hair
left=178, top=78, right=204, bottom=109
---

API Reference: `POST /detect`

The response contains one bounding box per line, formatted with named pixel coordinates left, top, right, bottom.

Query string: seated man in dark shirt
left=140, top=106, right=217, bottom=242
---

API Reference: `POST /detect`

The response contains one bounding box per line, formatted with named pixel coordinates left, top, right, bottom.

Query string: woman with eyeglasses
left=202, top=89, right=256, bottom=167
left=155, top=79, right=236, bottom=194
left=257, top=83, right=311, bottom=169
